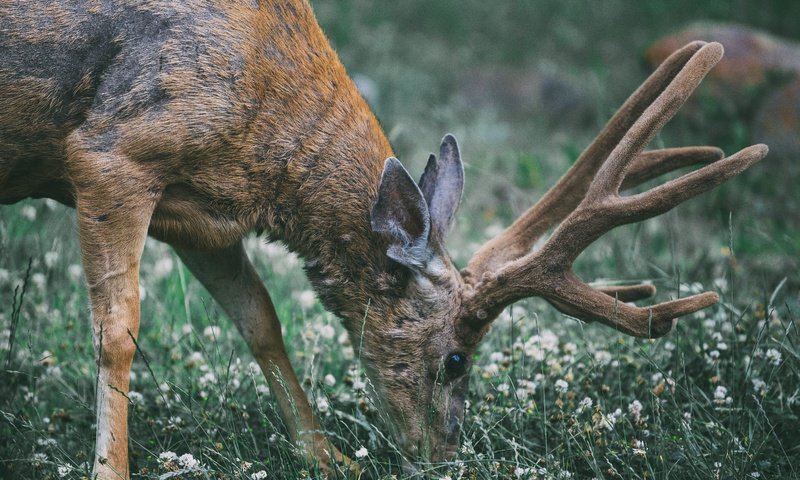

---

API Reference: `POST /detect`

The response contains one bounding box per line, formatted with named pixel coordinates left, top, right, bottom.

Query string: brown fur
left=0, top=3, right=768, bottom=478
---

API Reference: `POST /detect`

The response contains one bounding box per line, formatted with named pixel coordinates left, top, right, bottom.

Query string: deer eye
left=444, top=352, right=468, bottom=378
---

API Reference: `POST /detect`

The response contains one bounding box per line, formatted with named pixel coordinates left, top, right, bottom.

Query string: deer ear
left=371, top=157, right=432, bottom=269
left=418, top=134, right=464, bottom=241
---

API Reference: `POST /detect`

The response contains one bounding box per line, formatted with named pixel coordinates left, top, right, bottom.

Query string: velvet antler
left=459, top=41, right=767, bottom=342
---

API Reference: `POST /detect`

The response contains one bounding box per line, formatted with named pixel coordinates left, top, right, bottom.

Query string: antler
left=458, top=41, right=767, bottom=342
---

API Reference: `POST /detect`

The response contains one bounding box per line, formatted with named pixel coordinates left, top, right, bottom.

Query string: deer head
left=360, top=41, right=767, bottom=466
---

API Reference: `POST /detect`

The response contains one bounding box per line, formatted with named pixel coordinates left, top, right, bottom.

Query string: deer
left=0, top=1, right=768, bottom=478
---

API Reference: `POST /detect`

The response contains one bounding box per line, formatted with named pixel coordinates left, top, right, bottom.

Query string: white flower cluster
left=523, top=330, right=560, bottom=361
left=575, top=396, right=593, bottom=414
left=628, top=400, right=644, bottom=423
left=713, top=385, right=733, bottom=406
left=158, top=451, right=203, bottom=471
left=554, top=379, right=569, bottom=393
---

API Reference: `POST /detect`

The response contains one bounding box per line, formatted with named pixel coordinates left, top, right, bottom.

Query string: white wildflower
left=593, top=350, right=612, bottom=365
left=713, top=385, right=732, bottom=405
left=44, top=251, right=60, bottom=268
left=31, top=452, right=47, bottom=463
left=251, top=471, right=268, bottom=480
left=515, top=466, right=532, bottom=478
left=178, top=453, right=200, bottom=469
left=632, top=438, right=646, bottom=456
left=128, top=391, right=144, bottom=405
left=20, top=204, right=37, bottom=221
left=32, top=273, right=46, bottom=290
left=152, top=256, right=174, bottom=279
left=489, top=351, right=507, bottom=363
left=198, top=371, right=216, bottom=388
left=319, top=324, right=335, bottom=340
left=67, top=264, right=83, bottom=280
left=628, top=400, right=643, bottom=422
left=36, top=437, right=57, bottom=448
left=159, top=451, right=177, bottom=464
left=682, top=411, right=692, bottom=431
left=57, top=464, right=73, bottom=477
left=324, top=374, right=336, bottom=386
left=523, top=330, right=559, bottom=360
left=752, top=378, right=767, bottom=395
left=316, top=397, right=330, bottom=414
left=203, top=325, right=221, bottom=340
left=554, top=379, right=569, bottom=393
left=576, top=397, right=593, bottom=414
left=679, top=282, right=703, bottom=294
left=516, top=379, right=537, bottom=400
left=188, top=351, right=205, bottom=364
left=600, top=408, right=623, bottom=431
left=496, top=383, right=510, bottom=395
left=352, top=378, right=367, bottom=391
left=297, top=290, right=317, bottom=310
left=765, top=348, right=782, bottom=366
left=342, top=346, right=355, bottom=360
left=354, top=446, right=368, bottom=458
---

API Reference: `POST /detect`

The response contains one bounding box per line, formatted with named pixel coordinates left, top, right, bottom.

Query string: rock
left=645, top=22, right=800, bottom=91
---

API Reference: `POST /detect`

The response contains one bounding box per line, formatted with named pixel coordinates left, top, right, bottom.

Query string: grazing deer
left=0, top=0, right=767, bottom=478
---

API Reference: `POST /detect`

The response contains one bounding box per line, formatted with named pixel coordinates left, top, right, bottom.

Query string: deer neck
left=252, top=86, right=399, bottom=331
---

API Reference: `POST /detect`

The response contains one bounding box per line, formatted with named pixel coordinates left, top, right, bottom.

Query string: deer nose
left=446, top=413, right=462, bottom=443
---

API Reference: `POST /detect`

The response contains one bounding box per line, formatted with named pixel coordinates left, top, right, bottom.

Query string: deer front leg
left=175, top=241, right=356, bottom=474
left=69, top=157, right=158, bottom=479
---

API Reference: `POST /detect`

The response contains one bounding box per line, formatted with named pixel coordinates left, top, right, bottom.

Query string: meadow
left=1, top=1, right=798, bottom=479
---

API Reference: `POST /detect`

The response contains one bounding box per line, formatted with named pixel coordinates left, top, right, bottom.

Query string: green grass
left=2, top=1, right=799, bottom=479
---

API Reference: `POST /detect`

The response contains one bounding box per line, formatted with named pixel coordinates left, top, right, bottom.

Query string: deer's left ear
left=418, top=134, right=464, bottom=241
left=371, top=157, right=432, bottom=269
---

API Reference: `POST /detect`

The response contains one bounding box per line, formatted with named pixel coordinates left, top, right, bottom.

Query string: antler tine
left=620, top=146, right=722, bottom=191
left=618, top=143, right=767, bottom=222
left=458, top=42, right=769, bottom=343
left=583, top=42, right=724, bottom=204
left=465, top=41, right=710, bottom=281
left=542, top=274, right=720, bottom=338
left=547, top=283, right=656, bottom=321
